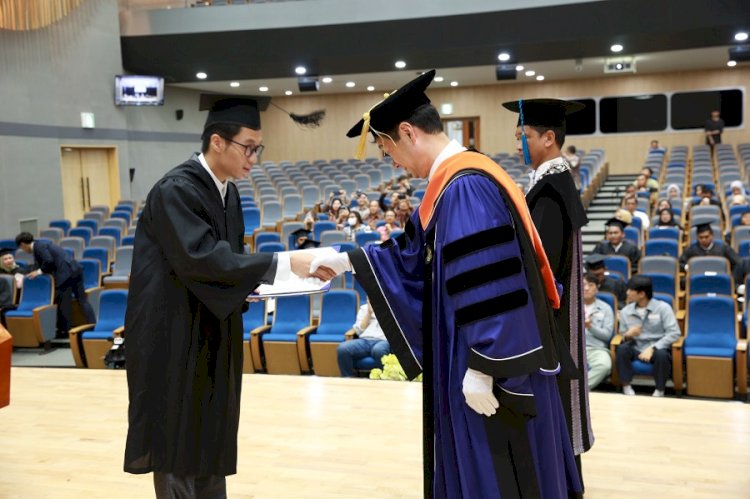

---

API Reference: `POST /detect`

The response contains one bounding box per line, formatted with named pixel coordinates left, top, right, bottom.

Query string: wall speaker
left=729, top=45, right=750, bottom=62
left=298, top=77, right=319, bottom=92
left=495, top=64, right=516, bottom=81
left=175, top=109, right=184, bottom=120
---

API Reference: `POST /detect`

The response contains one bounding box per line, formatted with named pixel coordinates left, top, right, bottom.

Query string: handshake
left=289, top=250, right=353, bottom=282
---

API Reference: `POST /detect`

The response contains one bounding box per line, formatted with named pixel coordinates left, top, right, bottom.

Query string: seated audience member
left=302, top=210, right=317, bottom=232
left=395, top=175, right=414, bottom=196
left=342, top=211, right=371, bottom=242
left=377, top=210, right=401, bottom=242
left=585, top=254, right=627, bottom=306
left=729, top=195, right=748, bottom=207
left=635, top=167, right=659, bottom=192
left=665, top=184, right=681, bottom=201
left=655, top=198, right=672, bottom=213
left=692, top=185, right=720, bottom=207
left=353, top=192, right=370, bottom=219
left=337, top=299, right=390, bottom=377
left=378, top=190, right=401, bottom=213
left=729, top=180, right=747, bottom=197
left=623, top=184, right=637, bottom=198
left=622, top=194, right=650, bottom=230
left=648, top=140, right=666, bottom=154
left=394, top=198, right=414, bottom=227
left=0, top=248, right=30, bottom=324
left=562, top=145, right=581, bottom=190
left=613, top=208, right=633, bottom=226
left=592, top=218, right=640, bottom=270
left=335, top=207, right=351, bottom=230
left=655, top=208, right=681, bottom=229
left=680, top=223, right=740, bottom=278
left=328, top=196, right=345, bottom=221
left=297, top=238, right=320, bottom=250
left=363, top=200, right=383, bottom=229
left=616, top=275, right=680, bottom=397
left=583, top=274, right=615, bottom=389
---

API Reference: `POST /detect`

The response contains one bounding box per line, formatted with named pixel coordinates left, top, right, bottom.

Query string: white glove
left=310, top=252, right=352, bottom=276
left=462, top=368, right=499, bottom=417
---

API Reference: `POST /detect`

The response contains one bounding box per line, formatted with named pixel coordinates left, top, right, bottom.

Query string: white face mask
left=348, top=217, right=357, bottom=226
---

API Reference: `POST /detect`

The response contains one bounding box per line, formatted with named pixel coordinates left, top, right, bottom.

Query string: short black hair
left=15, top=232, right=34, bottom=246
left=583, top=273, right=599, bottom=286
left=384, top=103, right=443, bottom=140
left=566, top=145, right=577, bottom=154
left=641, top=166, right=653, bottom=175
left=201, top=123, right=243, bottom=153
left=627, top=275, right=653, bottom=300
left=530, top=124, right=565, bottom=149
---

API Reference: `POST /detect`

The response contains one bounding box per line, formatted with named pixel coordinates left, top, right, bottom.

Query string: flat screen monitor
left=115, top=75, right=164, bottom=106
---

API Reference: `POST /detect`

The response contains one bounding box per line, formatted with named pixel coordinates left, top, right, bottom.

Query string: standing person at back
left=123, top=94, right=319, bottom=498
left=503, top=98, right=593, bottom=492
left=704, top=109, right=724, bottom=150
left=15, top=232, right=95, bottom=337
left=310, top=70, right=581, bottom=498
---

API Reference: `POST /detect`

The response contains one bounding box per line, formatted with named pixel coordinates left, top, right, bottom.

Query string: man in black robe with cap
left=585, top=253, right=627, bottom=307
left=502, top=98, right=593, bottom=491
left=123, top=94, right=320, bottom=498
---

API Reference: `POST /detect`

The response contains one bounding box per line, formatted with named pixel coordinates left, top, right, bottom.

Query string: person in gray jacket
left=616, top=275, right=680, bottom=397
left=583, top=274, right=614, bottom=389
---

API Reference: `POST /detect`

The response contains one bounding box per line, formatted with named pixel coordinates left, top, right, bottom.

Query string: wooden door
left=442, top=117, right=480, bottom=150
left=60, top=147, right=120, bottom=222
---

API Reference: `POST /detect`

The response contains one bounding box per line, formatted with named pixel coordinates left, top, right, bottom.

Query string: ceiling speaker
left=298, top=76, right=319, bottom=92
left=495, top=64, right=516, bottom=81
left=729, top=45, right=750, bottom=62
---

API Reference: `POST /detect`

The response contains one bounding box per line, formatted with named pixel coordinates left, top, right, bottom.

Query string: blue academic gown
left=349, top=171, right=581, bottom=498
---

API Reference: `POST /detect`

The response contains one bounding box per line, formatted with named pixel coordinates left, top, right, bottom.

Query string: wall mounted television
left=115, top=75, right=164, bottom=106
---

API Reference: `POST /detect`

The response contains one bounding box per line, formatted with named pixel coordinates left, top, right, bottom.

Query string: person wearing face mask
left=342, top=210, right=371, bottom=242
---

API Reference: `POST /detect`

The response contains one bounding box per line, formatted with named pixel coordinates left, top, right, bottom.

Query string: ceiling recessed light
left=735, top=32, right=749, bottom=42
left=285, top=90, right=293, bottom=95
left=259, top=86, right=269, bottom=92
left=366, top=85, right=375, bottom=91
left=196, top=72, right=207, bottom=79
left=450, top=81, right=459, bottom=87
left=295, top=66, right=306, bottom=75
left=345, top=81, right=356, bottom=88
left=498, top=52, right=510, bottom=62
left=515, top=65, right=524, bottom=71
left=727, top=60, right=738, bottom=67
left=321, top=77, right=333, bottom=84
left=230, top=81, right=240, bottom=88
left=434, top=76, right=444, bottom=82
left=536, top=75, right=545, bottom=81
left=610, top=44, right=624, bottom=53
left=395, top=60, right=406, bottom=69
left=525, top=70, right=536, bottom=76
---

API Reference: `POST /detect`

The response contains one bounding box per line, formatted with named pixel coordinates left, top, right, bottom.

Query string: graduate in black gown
left=503, top=99, right=593, bottom=492
left=123, top=95, right=319, bottom=498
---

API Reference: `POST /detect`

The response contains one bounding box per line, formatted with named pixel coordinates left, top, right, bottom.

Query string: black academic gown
left=591, top=240, right=640, bottom=271
left=526, top=169, right=594, bottom=457
left=124, top=157, right=274, bottom=477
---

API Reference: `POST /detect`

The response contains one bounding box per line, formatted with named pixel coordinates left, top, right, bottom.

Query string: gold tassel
left=355, top=111, right=371, bottom=160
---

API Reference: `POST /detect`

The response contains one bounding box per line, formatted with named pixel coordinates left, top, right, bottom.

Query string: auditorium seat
left=306, top=290, right=359, bottom=377
left=4, top=275, right=57, bottom=348
left=251, top=295, right=311, bottom=375
left=69, top=289, right=128, bottom=368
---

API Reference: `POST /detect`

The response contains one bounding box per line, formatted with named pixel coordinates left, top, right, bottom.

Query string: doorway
left=60, top=146, right=120, bottom=223
left=442, top=117, right=480, bottom=150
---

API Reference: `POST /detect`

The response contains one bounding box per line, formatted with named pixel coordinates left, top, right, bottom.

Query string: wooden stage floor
left=1, top=368, right=749, bottom=498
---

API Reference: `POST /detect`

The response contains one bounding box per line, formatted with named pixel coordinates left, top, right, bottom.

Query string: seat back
left=83, top=247, right=109, bottom=274
left=282, top=194, right=302, bottom=219
left=260, top=201, right=282, bottom=228
left=79, top=259, right=102, bottom=290
left=648, top=226, right=680, bottom=241
left=270, top=295, right=311, bottom=336
left=111, top=246, right=134, bottom=277
left=49, top=219, right=71, bottom=236
left=257, top=242, right=285, bottom=253
left=639, top=256, right=678, bottom=279
left=684, top=295, right=737, bottom=355
left=89, top=236, right=116, bottom=263
left=39, top=227, right=64, bottom=244
left=76, top=219, right=99, bottom=234
left=68, top=227, right=93, bottom=246
left=641, top=273, right=677, bottom=298
left=16, top=275, right=54, bottom=312
left=603, top=255, right=631, bottom=279
left=313, top=221, right=337, bottom=241
left=255, top=232, right=281, bottom=249
left=355, top=231, right=381, bottom=247
left=686, top=256, right=730, bottom=276
left=320, top=230, right=347, bottom=247
left=281, top=221, right=304, bottom=249
left=98, top=227, right=121, bottom=246
left=0, top=274, right=16, bottom=307
left=317, top=290, right=358, bottom=336
left=688, top=274, right=733, bottom=296
left=644, top=239, right=678, bottom=258
left=59, top=237, right=85, bottom=260
left=93, top=290, right=128, bottom=333
left=242, top=300, right=266, bottom=337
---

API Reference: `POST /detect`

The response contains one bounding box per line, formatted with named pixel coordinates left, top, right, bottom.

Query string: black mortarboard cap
left=605, top=217, right=627, bottom=231
left=584, top=254, right=607, bottom=269
left=291, top=228, right=312, bottom=238
left=695, top=222, right=713, bottom=233
left=502, top=98, right=585, bottom=128
left=0, top=247, right=14, bottom=257
left=346, top=70, right=435, bottom=159
left=200, top=94, right=271, bottom=131
left=298, top=239, right=321, bottom=249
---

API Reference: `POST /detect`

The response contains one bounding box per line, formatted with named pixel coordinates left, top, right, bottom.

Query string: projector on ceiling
left=604, top=57, right=636, bottom=74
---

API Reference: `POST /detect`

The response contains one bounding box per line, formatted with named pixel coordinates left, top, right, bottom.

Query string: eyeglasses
left=223, top=137, right=265, bottom=158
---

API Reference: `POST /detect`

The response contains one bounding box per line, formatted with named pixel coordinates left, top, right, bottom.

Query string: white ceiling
left=170, top=45, right=739, bottom=97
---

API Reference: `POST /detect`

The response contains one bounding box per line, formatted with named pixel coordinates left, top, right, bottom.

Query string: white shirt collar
left=613, top=242, right=623, bottom=252
left=527, top=156, right=563, bottom=192
left=198, top=153, right=228, bottom=207
left=428, top=140, right=466, bottom=181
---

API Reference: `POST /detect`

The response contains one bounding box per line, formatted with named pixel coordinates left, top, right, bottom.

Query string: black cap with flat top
left=501, top=98, right=585, bottom=128
left=298, top=239, right=321, bottom=249
left=346, top=70, right=436, bottom=159
left=200, top=93, right=324, bottom=131
left=604, top=217, right=627, bottom=231
left=0, top=247, right=14, bottom=257
left=584, top=254, right=607, bottom=269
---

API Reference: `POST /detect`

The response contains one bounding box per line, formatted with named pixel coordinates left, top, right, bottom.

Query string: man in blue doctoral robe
left=310, top=70, right=581, bottom=498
